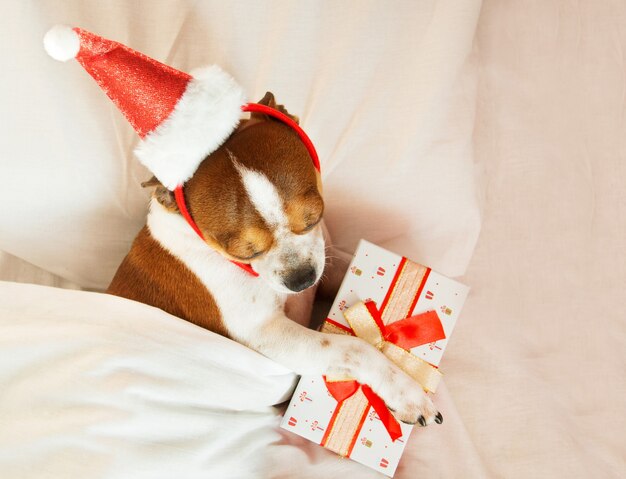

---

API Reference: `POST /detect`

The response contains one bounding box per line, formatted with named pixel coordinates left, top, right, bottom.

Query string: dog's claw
left=418, top=415, right=427, bottom=427
left=435, top=412, right=443, bottom=424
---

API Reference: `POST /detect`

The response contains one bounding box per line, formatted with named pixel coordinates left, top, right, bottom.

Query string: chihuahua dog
left=107, top=92, right=441, bottom=426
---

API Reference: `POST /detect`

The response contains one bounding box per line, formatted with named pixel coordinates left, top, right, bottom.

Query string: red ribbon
left=324, top=301, right=446, bottom=441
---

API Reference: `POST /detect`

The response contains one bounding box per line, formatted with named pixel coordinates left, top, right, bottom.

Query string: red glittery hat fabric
left=73, top=27, right=191, bottom=138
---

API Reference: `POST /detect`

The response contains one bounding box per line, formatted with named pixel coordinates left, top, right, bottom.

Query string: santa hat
left=43, top=25, right=246, bottom=190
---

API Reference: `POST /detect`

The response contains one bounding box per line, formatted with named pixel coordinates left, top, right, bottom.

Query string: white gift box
left=280, top=240, right=469, bottom=477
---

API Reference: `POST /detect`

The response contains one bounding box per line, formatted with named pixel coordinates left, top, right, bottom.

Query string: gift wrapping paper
left=281, top=240, right=469, bottom=477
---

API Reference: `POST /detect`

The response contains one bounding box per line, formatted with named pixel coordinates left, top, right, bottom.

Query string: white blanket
left=0, top=281, right=293, bottom=478
left=0, top=281, right=486, bottom=479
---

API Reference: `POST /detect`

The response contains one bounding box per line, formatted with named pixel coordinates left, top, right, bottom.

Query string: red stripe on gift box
left=321, top=399, right=343, bottom=446
left=408, top=267, right=431, bottom=315
left=346, top=401, right=372, bottom=457
left=379, top=257, right=407, bottom=314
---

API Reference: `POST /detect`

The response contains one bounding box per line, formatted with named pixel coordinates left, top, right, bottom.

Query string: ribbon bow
left=324, top=301, right=446, bottom=441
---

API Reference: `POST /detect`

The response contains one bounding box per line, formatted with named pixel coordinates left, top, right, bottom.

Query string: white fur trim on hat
left=134, top=65, right=246, bottom=190
left=43, top=25, right=80, bottom=62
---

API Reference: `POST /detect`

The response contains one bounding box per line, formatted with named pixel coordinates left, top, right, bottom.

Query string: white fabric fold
left=0, top=281, right=296, bottom=478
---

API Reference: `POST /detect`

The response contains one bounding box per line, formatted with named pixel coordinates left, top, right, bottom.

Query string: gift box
left=280, top=240, right=469, bottom=477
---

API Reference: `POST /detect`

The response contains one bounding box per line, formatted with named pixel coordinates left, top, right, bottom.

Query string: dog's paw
left=333, top=337, right=443, bottom=426
left=379, top=372, right=443, bottom=426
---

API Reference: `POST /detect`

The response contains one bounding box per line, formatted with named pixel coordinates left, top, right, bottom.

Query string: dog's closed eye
left=220, top=229, right=273, bottom=261
left=234, top=250, right=266, bottom=261
left=286, top=189, right=324, bottom=235
left=296, top=219, right=321, bottom=235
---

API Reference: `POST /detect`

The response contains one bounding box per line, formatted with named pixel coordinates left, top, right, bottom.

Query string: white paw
left=377, top=369, right=443, bottom=427
left=335, top=338, right=443, bottom=426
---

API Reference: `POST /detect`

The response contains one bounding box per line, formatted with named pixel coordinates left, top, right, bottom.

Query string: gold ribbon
left=331, top=302, right=443, bottom=393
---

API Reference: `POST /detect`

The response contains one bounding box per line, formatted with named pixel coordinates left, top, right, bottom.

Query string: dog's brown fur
left=108, top=226, right=228, bottom=336
left=182, top=111, right=323, bottom=262
left=107, top=92, right=323, bottom=336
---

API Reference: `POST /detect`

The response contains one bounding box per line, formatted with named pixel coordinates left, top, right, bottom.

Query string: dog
left=107, top=92, right=442, bottom=427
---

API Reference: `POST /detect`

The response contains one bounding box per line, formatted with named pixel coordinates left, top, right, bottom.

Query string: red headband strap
left=173, top=103, right=320, bottom=276
left=241, top=103, right=320, bottom=172
left=174, top=185, right=259, bottom=276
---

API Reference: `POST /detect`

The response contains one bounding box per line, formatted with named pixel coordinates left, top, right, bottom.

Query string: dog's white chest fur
left=147, top=199, right=287, bottom=341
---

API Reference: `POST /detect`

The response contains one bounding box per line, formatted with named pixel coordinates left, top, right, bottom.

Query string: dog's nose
left=283, top=266, right=317, bottom=292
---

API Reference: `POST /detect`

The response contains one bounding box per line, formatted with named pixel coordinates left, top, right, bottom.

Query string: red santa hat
left=43, top=25, right=246, bottom=190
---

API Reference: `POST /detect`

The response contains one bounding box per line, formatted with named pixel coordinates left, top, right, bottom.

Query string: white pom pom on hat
left=43, top=24, right=80, bottom=61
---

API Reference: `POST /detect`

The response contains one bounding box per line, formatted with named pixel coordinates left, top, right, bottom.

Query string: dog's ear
left=140, top=176, right=160, bottom=188
left=141, top=176, right=179, bottom=213
left=252, top=91, right=300, bottom=124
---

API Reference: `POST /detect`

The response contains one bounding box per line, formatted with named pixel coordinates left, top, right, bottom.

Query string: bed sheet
left=0, top=251, right=80, bottom=290
left=445, top=1, right=626, bottom=477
